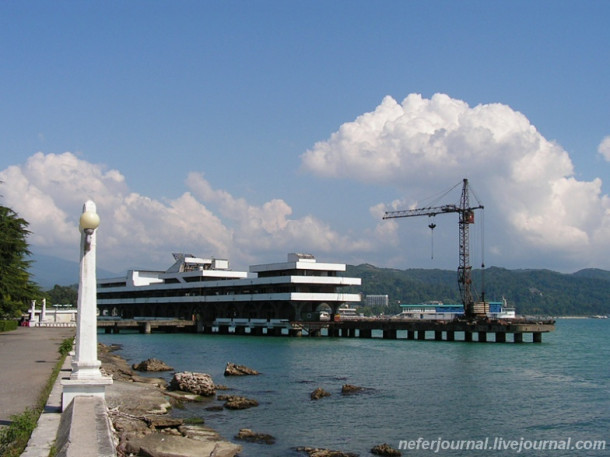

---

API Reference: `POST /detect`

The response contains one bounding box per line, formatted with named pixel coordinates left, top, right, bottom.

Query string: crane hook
left=428, top=223, right=436, bottom=259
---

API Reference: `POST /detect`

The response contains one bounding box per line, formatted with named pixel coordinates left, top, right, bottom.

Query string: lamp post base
left=70, top=359, right=104, bottom=380
left=61, top=377, right=113, bottom=412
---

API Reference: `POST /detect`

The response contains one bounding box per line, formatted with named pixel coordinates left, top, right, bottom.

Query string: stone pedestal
left=62, top=377, right=113, bottom=410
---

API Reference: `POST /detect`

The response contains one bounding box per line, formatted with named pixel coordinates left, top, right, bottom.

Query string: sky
left=1, top=1, right=610, bottom=275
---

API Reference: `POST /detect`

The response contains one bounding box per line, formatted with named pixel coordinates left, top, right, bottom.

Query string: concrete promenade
left=0, top=326, right=75, bottom=427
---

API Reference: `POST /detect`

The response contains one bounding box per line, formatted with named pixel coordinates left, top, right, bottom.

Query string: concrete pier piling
left=98, top=316, right=555, bottom=343
left=359, top=329, right=372, bottom=338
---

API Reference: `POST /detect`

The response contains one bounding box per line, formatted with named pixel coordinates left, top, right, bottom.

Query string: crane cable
left=480, top=208, right=486, bottom=302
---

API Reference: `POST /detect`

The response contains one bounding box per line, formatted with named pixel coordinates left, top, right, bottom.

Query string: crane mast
left=383, top=179, right=484, bottom=318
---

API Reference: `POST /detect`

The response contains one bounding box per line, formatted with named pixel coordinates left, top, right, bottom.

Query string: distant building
left=27, top=299, right=77, bottom=327
left=396, top=300, right=516, bottom=320
left=365, top=294, right=389, bottom=307
left=97, top=253, right=362, bottom=331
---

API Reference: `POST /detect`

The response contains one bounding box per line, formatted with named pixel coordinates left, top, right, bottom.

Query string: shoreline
left=98, top=344, right=378, bottom=457
left=99, top=344, right=243, bottom=457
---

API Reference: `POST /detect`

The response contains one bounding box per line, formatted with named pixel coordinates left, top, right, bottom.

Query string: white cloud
left=0, top=152, right=371, bottom=273
left=186, top=172, right=372, bottom=264
left=2, top=94, right=609, bottom=276
left=599, top=136, right=610, bottom=162
left=302, top=93, right=610, bottom=269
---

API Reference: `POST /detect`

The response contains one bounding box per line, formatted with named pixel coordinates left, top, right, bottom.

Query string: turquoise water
left=99, top=319, right=609, bottom=456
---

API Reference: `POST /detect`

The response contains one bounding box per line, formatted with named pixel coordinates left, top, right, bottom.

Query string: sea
left=99, top=319, right=609, bottom=456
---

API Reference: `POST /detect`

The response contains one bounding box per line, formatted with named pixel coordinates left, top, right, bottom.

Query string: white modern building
left=97, top=253, right=361, bottom=332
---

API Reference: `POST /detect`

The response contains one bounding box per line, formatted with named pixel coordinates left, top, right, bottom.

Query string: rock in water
left=217, top=395, right=259, bottom=410
left=371, top=443, right=402, bottom=456
left=144, top=415, right=184, bottom=429
left=132, top=358, right=174, bottom=372
left=169, top=372, right=216, bottom=396
left=310, top=387, right=331, bottom=400
left=341, top=384, right=364, bottom=394
left=295, top=446, right=358, bottom=457
left=235, top=428, right=276, bottom=444
left=224, top=362, right=260, bottom=376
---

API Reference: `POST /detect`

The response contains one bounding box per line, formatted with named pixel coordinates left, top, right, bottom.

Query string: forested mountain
left=345, top=264, right=610, bottom=317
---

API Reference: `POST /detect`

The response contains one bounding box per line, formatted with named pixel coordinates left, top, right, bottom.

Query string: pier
left=95, top=252, right=556, bottom=344
left=321, top=318, right=555, bottom=343
left=98, top=318, right=196, bottom=334
left=100, top=317, right=555, bottom=343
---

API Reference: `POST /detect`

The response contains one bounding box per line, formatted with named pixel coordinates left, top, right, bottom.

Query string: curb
left=21, top=356, right=71, bottom=456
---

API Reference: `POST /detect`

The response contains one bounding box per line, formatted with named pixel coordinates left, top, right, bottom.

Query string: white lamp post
left=62, top=200, right=112, bottom=410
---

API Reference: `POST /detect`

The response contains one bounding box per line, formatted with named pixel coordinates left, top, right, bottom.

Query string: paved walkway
left=0, top=326, right=75, bottom=427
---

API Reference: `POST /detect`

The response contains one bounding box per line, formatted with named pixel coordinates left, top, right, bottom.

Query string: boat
left=334, top=303, right=361, bottom=320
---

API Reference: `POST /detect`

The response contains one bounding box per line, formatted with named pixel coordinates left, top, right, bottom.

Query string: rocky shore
left=99, top=344, right=242, bottom=457
left=99, top=344, right=402, bottom=457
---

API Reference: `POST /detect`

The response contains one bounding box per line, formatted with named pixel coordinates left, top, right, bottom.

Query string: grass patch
left=0, top=337, right=73, bottom=456
left=0, top=408, right=39, bottom=456
left=58, top=338, right=73, bottom=357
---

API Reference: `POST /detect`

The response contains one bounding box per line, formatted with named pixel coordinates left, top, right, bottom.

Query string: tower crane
left=383, top=178, right=485, bottom=318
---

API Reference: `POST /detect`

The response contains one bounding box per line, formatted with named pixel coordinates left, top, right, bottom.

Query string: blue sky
left=1, top=1, right=610, bottom=275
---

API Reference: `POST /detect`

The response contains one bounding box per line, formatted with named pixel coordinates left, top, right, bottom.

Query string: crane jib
left=382, top=204, right=483, bottom=220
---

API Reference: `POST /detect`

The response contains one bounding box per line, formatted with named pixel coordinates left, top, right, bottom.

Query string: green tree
left=45, top=284, right=78, bottom=307
left=0, top=205, right=41, bottom=317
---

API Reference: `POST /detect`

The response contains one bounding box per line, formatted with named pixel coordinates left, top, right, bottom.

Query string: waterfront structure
left=97, top=252, right=362, bottom=333
left=396, top=300, right=516, bottom=320
left=27, top=299, right=76, bottom=327
left=96, top=252, right=554, bottom=343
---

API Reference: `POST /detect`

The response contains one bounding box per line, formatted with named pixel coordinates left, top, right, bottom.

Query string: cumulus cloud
left=0, top=152, right=370, bottom=272
left=186, top=172, right=372, bottom=264
left=0, top=152, right=127, bottom=248
left=302, top=93, right=610, bottom=268
left=599, top=136, right=610, bottom=162
left=2, top=93, right=609, bottom=275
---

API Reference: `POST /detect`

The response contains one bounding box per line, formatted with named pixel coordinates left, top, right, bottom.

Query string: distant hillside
left=346, top=264, right=610, bottom=316
left=29, top=253, right=118, bottom=290
left=572, top=268, right=610, bottom=282
left=28, top=254, right=609, bottom=316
